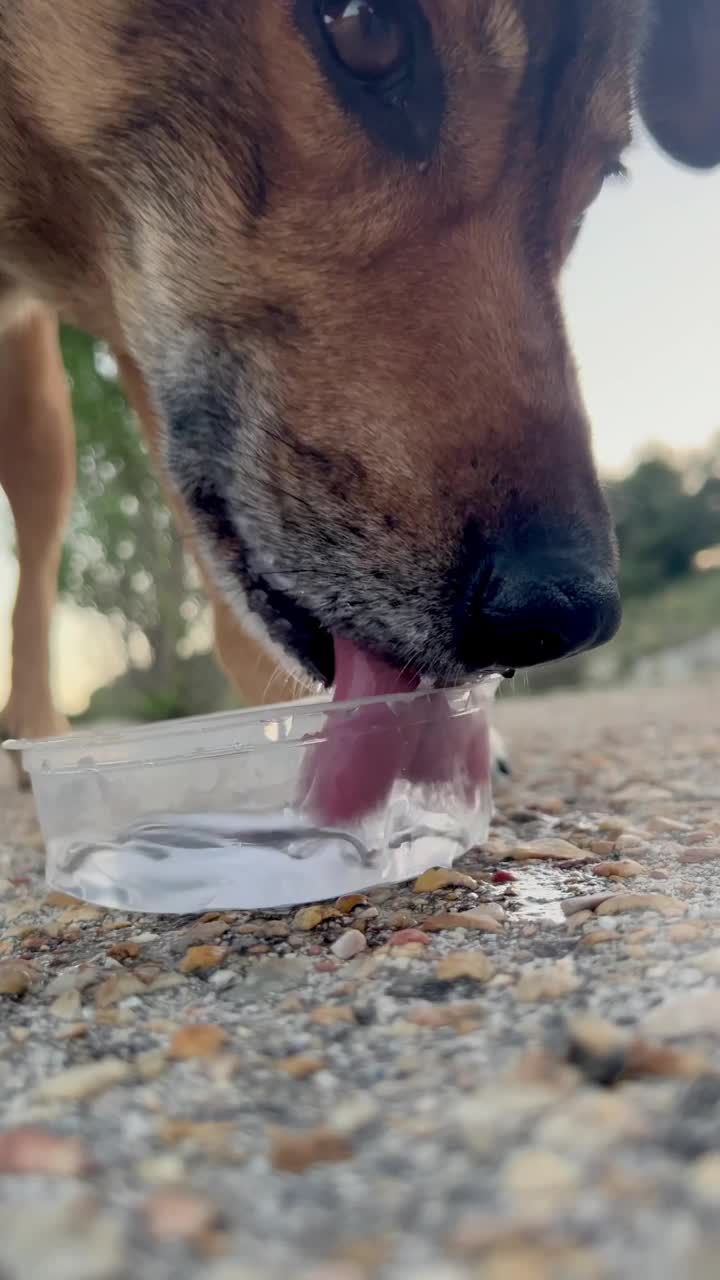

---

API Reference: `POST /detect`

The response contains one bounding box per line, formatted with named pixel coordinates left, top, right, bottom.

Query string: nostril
left=486, top=625, right=577, bottom=670
left=455, top=553, right=621, bottom=673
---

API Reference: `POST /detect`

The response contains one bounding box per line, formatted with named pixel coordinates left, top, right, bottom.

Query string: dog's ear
left=637, top=0, right=720, bottom=169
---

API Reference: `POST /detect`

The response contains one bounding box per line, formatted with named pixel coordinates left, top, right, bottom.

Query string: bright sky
left=565, top=127, right=720, bottom=475
left=2, top=127, right=719, bottom=713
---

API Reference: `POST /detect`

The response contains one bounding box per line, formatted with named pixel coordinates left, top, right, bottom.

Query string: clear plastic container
left=6, top=678, right=500, bottom=914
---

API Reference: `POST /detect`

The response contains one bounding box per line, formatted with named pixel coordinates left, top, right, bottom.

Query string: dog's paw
left=0, top=704, right=70, bottom=790
left=489, top=724, right=512, bottom=781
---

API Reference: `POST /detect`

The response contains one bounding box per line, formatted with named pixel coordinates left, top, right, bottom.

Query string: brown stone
left=178, top=944, right=228, bottom=974
left=270, top=1127, right=352, bottom=1173
left=169, top=1025, right=228, bottom=1059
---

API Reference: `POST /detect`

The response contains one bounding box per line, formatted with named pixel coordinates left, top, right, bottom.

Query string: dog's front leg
left=0, top=305, right=74, bottom=784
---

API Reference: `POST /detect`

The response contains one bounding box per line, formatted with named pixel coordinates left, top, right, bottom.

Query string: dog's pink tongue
left=299, top=637, right=490, bottom=826
left=332, top=637, right=420, bottom=702
left=299, top=638, right=421, bottom=825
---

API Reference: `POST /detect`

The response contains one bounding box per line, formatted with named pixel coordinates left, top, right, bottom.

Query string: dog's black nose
left=456, top=550, right=621, bottom=672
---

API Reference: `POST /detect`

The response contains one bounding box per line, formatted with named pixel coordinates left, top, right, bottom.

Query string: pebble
left=55, top=903, right=104, bottom=925
left=330, top=930, right=367, bottom=960
left=436, top=952, right=495, bottom=983
left=502, top=1147, right=581, bottom=1198
left=331, top=1096, right=380, bottom=1134
left=668, top=922, right=707, bottom=943
left=696, top=948, right=720, bottom=975
left=156, top=1121, right=235, bottom=1162
left=259, top=921, right=291, bottom=939
left=0, top=1199, right=127, bottom=1280
left=143, top=1187, right=221, bottom=1242
left=44, top=964, right=99, bottom=998
left=565, top=909, right=594, bottom=932
left=455, top=1086, right=563, bottom=1156
left=422, top=911, right=502, bottom=934
left=595, top=893, right=688, bottom=918
left=308, top=1004, right=356, bottom=1025
left=589, top=839, right=616, bottom=856
left=270, top=1127, right=352, bottom=1173
left=293, top=905, right=342, bottom=931
left=0, top=1128, right=93, bottom=1176
left=335, top=894, right=369, bottom=913
left=389, top=929, right=432, bottom=947
left=169, top=1024, right=229, bottom=1059
left=561, top=893, right=613, bottom=917
left=613, top=783, right=673, bottom=803
left=690, top=1153, right=720, bottom=1205
left=506, top=838, right=591, bottom=863
left=385, top=909, right=418, bottom=929
left=94, top=973, right=147, bottom=1007
left=275, top=1055, right=326, bottom=1079
left=49, top=989, right=83, bottom=1021
left=406, top=1003, right=484, bottom=1032
left=413, top=867, right=478, bottom=892
left=679, top=847, right=720, bottom=864
left=208, top=969, right=237, bottom=990
left=647, top=816, right=692, bottom=833
left=0, top=959, right=36, bottom=997
left=37, top=1057, right=133, bottom=1102
left=613, top=834, right=650, bottom=854
left=137, top=1050, right=168, bottom=1080
left=642, top=991, right=720, bottom=1038
left=138, top=1154, right=186, bottom=1185
left=179, top=944, right=229, bottom=974
left=514, top=958, right=581, bottom=1001
left=560, top=1014, right=631, bottom=1085
left=623, top=1041, right=714, bottom=1081
left=581, top=929, right=620, bottom=947
left=592, top=859, right=647, bottom=879
left=106, top=941, right=142, bottom=961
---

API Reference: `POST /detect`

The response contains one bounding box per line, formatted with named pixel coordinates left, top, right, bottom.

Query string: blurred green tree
left=59, top=326, right=227, bottom=720
left=608, top=446, right=720, bottom=597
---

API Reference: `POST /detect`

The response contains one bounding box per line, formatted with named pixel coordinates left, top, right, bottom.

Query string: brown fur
left=1, top=0, right=718, bottom=779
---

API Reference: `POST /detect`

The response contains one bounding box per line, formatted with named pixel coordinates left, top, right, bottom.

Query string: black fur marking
left=157, top=352, right=337, bottom=684
left=190, top=481, right=335, bottom=685
left=274, top=425, right=368, bottom=505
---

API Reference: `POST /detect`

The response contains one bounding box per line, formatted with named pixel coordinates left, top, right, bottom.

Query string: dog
left=1, top=0, right=718, bottom=788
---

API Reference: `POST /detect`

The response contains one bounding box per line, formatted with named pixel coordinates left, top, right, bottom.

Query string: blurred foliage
left=608, top=452, right=720, bottom=598
left=53, top=329, right=720, bottom=715
left=60, top=327, right=224, bottom=720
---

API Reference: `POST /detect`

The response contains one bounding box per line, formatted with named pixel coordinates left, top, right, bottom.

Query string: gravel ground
left=2, top=683, right=720, bottom=1280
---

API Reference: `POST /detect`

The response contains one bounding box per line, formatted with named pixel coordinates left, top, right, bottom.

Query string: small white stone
left=209, top=969, right=236, bottom=989
left=330, top=929, right=367, bottom=961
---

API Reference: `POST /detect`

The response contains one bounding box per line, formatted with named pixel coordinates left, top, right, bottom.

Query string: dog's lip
left=241, top=564, right=337, bottom=686
left=188, top=482, right=515, bottom=691
left=187, top=481, right=336, bottom=684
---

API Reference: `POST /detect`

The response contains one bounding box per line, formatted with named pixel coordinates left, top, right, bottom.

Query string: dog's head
left=8, top=0, right=719, bottom=691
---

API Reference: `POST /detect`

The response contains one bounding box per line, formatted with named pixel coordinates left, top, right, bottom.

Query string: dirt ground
left=1, top=683, right=720, bottom=1280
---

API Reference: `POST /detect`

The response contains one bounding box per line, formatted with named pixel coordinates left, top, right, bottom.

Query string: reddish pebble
left=22, top=936, right=50, bottom=951
left=389, top=929, right=432, bottom=946
left=315, top=960, right=338, bottom=973
left=307, top=945, right=323, bottom=956
left=492, top=870, right=517, bottom=884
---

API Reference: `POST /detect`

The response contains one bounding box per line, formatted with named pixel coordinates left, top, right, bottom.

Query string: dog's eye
left=319, top=0, right=408, bottom=80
